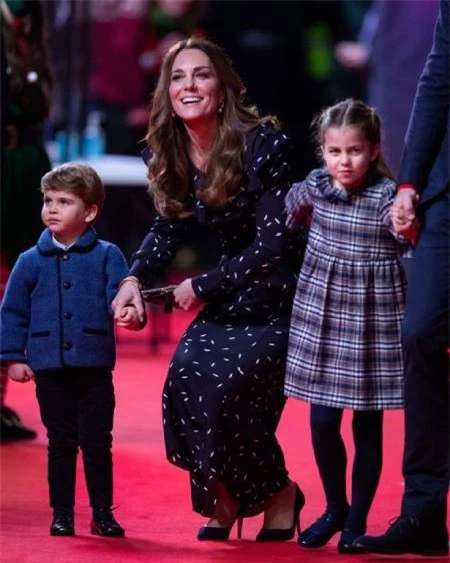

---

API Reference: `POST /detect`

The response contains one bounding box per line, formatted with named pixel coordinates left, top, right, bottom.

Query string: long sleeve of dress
left=285, top=179, right=314, bottom=231
left=129, top=215, right=187, bottom=287
left=190, top=139, right=293, bottom=299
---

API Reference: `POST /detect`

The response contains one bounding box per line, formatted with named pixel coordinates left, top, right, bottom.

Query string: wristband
left=397, top=183, right=417, bottom=192
left=118, top=276, right=142, bottom=289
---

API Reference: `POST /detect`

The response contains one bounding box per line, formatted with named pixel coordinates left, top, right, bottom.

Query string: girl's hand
left=390, top=189, right=418, bottom=234
left=173, top=279, right=203, bottom=311
left=8, top=362, right=35, bottom=383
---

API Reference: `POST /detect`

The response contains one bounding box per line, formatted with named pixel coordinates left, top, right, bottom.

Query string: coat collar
left=37, top=226, right=98, bottom=256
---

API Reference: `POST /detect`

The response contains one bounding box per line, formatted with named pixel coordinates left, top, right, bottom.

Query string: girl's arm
left=379, top=179, right=417, bottom=246
left=285, top=179, right=313, bottom=231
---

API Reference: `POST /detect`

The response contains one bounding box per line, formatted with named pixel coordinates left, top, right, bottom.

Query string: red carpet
left=0, top=310, right=440, bottom=562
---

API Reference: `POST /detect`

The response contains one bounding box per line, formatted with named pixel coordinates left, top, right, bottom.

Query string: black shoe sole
left=50, top=529, right=75, bottom=536
left=91, top=527, right=125, bottom=538
left=353, top=543, right=449, bottom=557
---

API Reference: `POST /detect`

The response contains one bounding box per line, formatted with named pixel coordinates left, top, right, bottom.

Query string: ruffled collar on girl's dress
left=314, top=168, right=378, bottom=203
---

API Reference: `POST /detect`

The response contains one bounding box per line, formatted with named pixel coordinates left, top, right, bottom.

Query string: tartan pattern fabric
left=284, top=169, right=406, bottom=410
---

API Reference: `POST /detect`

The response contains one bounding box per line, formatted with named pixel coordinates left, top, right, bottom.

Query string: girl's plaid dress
left=284, top=168, right=407, bottom=410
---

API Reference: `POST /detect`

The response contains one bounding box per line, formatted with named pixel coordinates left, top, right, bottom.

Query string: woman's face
left=169, top=48, right=223, bottom=126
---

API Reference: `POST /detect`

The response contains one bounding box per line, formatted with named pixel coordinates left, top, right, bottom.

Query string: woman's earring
left=218, top=103, right=224, bottom=114
left=171, top=111, right=176, bottom=118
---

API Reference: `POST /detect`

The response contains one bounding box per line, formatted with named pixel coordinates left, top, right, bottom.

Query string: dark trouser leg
left=347, top=410, right=383, bottom=533
left=78, top=371, right=115, bottom=510
left=401, top=193, right=449, bottom=518
left=35, top=375, right=78, bottom=509
left=310, top=405, right=349, bottom=512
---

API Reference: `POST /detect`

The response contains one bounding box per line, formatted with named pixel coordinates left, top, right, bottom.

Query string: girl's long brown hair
left=146, top=37, right=278, bottom=217
left=312, top=98, right=395, bottom=180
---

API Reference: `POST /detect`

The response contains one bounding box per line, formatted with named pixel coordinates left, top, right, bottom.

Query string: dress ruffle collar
left=314, top=168, right=377, bottom=203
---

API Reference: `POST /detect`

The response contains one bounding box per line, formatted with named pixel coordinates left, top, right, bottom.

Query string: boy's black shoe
left=50, top=509, right=75, bottom=536
left=91, top=508, right=125, bottom=538
left=0, top=406, right=37, bottom=442
left=353, top=514, right=449, bottom=556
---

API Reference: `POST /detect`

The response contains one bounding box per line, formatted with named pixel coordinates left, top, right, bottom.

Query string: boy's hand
left=116, top=304, right=145, bottom=331
left=8, top=362, right=35, bottom=383
left=112, top=279, right=145, bottom=324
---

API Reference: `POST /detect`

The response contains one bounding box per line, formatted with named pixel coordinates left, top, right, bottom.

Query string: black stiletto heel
left=197, top=517, right=244, bottom=541
left=256, top=483, right=305, bottom=542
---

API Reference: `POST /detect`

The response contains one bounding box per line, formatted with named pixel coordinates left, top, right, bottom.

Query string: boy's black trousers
left=34, top=368, right=115, bottom=511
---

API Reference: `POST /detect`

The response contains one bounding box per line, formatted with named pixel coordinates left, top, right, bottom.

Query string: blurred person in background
left=1, top=0, right=53, bottom=442
left=88, top=0, right=151, bottom=156
left=335, top=0, right=439, bottom=174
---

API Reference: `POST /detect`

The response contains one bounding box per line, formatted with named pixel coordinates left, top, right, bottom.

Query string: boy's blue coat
left=0, top=227, right=128, bottom=371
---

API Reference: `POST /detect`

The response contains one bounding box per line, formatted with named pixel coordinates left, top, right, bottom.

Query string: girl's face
left=41, top=189, right=97, bottom=245
left=322, top=126, right=379, bottom=190
left=169, top=48, right=223, bottom=126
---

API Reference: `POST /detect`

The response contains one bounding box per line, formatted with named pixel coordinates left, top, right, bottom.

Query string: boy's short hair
left=41, top=162, right=105, bottom=212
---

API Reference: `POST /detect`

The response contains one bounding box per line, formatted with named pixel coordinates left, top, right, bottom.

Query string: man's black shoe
left=50, top=509, right=75, bottom=536
left=353, top=514, right=449, bottom=556
left=91, top=508, right=125, bottom=537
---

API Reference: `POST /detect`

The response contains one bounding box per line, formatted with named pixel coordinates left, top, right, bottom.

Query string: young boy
left=0, top=162, right=139, bottom=537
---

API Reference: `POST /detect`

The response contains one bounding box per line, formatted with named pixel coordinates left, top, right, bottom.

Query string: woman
left=113, top=37, right=305, bottom=541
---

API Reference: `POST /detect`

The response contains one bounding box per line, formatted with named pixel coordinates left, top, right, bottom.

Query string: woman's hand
left=8, top=362, right=34, bottom=383
left=112, top=279, right=146, bottom=330
left=173, top=278, right=203, bottom=311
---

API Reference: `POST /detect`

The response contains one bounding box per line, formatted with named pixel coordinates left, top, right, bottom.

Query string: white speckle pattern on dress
left=131, top=124, right=304, bottom=516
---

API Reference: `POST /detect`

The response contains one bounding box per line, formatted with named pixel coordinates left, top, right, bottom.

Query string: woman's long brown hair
left=146, top=37, right=278, bottom=217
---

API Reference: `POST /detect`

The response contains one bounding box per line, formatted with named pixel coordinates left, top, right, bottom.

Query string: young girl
left=284, top=99, right=411, bottom=554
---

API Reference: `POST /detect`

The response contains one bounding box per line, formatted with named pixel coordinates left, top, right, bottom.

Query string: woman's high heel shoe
left=256, top=483, right=305, bottom=542
left=197, top=517, right=243, bottom=541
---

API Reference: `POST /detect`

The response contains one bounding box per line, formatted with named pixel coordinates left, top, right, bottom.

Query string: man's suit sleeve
left=397, top=0, right=449, bottom=191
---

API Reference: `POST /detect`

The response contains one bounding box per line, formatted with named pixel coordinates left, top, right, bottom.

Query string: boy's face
left=41, top=189, right=98, bottom=245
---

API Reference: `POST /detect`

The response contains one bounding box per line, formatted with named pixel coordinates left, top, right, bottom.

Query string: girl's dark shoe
left=256, top=483, right=305, bottom=542
left=337, top=528, right=367, bottom=554
left=197, top=517, right=243, bottom=541
left=91, top=508, right=125, bottom=538
left=298, top=508, right=348, bottom=548
left=50, top=508, right=75, bottom=536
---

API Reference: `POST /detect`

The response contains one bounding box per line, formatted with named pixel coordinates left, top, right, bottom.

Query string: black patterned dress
left=129, top=123, right=304, bottom=516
